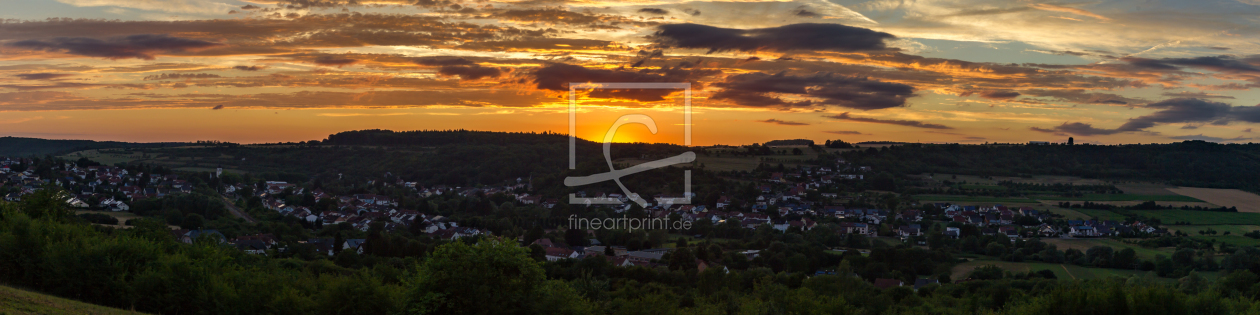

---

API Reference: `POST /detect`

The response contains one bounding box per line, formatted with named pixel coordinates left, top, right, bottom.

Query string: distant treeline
left=0, top=137, right=191, bottom=157
left=762, top=139, right=814, bottom=146
left=841, top=141, right=1260, bottom=192
left=323, top=129, right=576, bottom=146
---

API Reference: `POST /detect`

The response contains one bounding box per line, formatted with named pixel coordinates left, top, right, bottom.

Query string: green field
left=1128, top=210, right=1260, bottom=225
left=959, top=184, right=1006, bottom=190
left=913, top=195, right=1038, bottom=204
left=1035, top=194, right=1202, bottom=202
left=1054, top=208, right=1260, bottom=226
left=1044, top=207, right=1095, bottom=220
left=0, top=285, right=145, bottom=315
left=1071, top=208, right=1132, bottom=221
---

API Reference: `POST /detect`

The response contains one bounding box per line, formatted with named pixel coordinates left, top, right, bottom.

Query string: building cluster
left=239, top=180, right=490, bottom=241
left=1, top=158, right=192, bottom=211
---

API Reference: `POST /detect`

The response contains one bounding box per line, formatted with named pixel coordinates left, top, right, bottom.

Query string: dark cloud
left=682, top=8, right=701, bottom=16
left=1031, top=98, right=1250, bottom=136
left=1161, top=91, right=1234, bottom=99
left=711, top=72, right=915, bottom=110
left=313, top=56, right=358, bottom=66
left=233, top=65, right=264, bottom=71
left=638, top=8, right=669, bottom=15
left=961, top=90, right=1020, bottom=99
left=411, top=56, right=476, bottom=66
left=1116, top=98, right=1234, bottom=131
left=1030, top=122, right=1122, bottom=136
left=652, top=23, right=894, bottom=53
left=758, top=119, right=809, bottom=126
left=0, top=89, right=554, bottom=111
left=531, top=63, right=719, bottom=102
left=241, top=4, right=260, bottom=10
left=14, top=73, right=73, bottom=80
left=8, top=34, right=220, bottom=60
left=825, top=112, right=952, bottom=129
left=211, top=105, right=224, bottom=110
left=1233, top=106, right=1260, bottom=123
left=1020, top=89, right=1142, bottom=105
left=823, top=130, right=863, bottom=135
left=437, top=65, right=504, bottom=80
left=1122, top=55, right=1260, bottom=74
left=792, top=9, right=821, bottom=17
left=1208, top=47, right=1231, bottom=51
left=143, top=73, right=221, bottom=80
left=631, top=50, right=664, bottom=67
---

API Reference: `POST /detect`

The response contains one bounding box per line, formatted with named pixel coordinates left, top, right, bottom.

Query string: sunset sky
left=2, top=0, right=1260, bottom=145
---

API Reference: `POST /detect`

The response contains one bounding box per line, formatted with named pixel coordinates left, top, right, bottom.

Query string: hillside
left=0, top=137, right=186, bottom=157
left=0, top=285, right=145, bottom=315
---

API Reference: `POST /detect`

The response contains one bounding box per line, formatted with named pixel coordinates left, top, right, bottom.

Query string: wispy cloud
left=317, top=113, right=416, bottom=117
left=824, top=112, right=953, bottom=129
left=758, top=118, right=810, bottom=126
left=823, top=130, right=863, bottom=135
left=0, top=116, right=44, bottom=124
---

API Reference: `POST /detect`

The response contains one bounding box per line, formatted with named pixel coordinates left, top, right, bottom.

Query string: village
left=0, top=153, right=1178, bottom=291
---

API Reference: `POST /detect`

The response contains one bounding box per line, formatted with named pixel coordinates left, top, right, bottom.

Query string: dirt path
left=1060, top=264, right=1077, bottom=280
left=221, top=196, right=256, bottom=224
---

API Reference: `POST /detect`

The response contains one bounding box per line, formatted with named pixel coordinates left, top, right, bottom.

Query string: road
left=221, top=196, right=257, bottom=224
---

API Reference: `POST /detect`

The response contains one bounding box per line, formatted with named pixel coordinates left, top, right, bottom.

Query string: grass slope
left=0, top=285, right=144, bottom=315
left=1033, top=194, right=1202, bottom=202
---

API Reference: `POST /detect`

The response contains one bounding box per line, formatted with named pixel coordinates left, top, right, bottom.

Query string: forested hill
left=0, top=136, right=186, bottom=157
left=843, top=140, right=1260, bottom=191
left=323, top=129, right=581, bottom=146
left=143, top=129, right=694, bottom=188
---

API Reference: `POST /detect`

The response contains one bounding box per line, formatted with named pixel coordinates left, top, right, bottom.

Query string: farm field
left=1043, top=207, right=1095, bottom=220
left=1041, top=238, right=1174, bottom=260
left=0, top=284, right=145, bottom=315
left=692, top=149, right=822, bottom=172
left=990, top=175, right=1111, bottom=186
left=1127, top=210, right=1260, bottom=225
left=958, top=184, right=1005, bottom=190
left=1034, top=194, right=1202, bottom=202
left=1167, top=187, right=1260, bottom=213
left=688, top=156, right=761, bottom=172
left=912, top=195, right=1038, bottom=204
left=1115, top=183, right=1180, bottom=195
left=63, top=148, right=242, bottom=173
left=1054, top=208, right=1129, bottom=221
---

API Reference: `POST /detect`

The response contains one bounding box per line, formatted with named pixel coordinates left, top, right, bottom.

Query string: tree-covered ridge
left=841, top=141, right=1260, bottom=192
left=0, top=136, right=189, bottom=157
left=323, top=129, right=578, bottom=147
